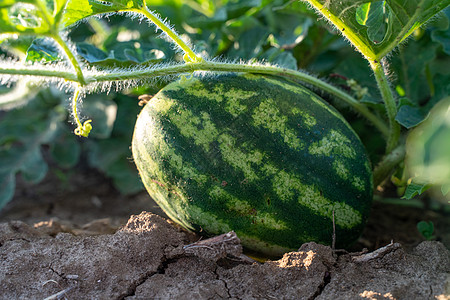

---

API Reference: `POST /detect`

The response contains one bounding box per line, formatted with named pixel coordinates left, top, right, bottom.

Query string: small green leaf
left=19, top=147, right=48, bottom=183
left=26, top=38, right=61, bottom=62
left=402, top=182, right=431, bottom=199
left=355, top=3, right=370, bottom=26
left=363, top=1, right=389, bottom=44
left=77, top=41, right=168, bottom=66
left=395, top=104, right=425, bottom=129
left=260, top=48, right=297, bottom=70
left=416, top=220, right=434, bottom=240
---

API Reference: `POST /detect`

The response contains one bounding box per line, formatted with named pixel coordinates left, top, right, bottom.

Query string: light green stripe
left=223, top=88, right=256, bottom=117
left=352, top=176, right=365, bottom=191
left=272, top=169, right=362, bottom=228
left=258, top=75, right=349, bottom=125
left=292, top=107, right=317, bottom=128
left=170, top=108, right=219, bottom=152
left=184, top=80, right=256, bottom=118
left=333, top=160, right=350, bottom=180
left=211, top=187, right=288, bottom=230
left=252, top=98, right=305, bottom=150
left=218, top=133, right=265, bottom=182
left=309, top=129, right=356, bottom=158
left=299, top=185, right=362, bottom=229
left=185, top=80, right=224, bottom=102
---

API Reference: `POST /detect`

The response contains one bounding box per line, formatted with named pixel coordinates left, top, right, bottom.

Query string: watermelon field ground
left=0, top=165, right=448, bottom=299
left=1, top=1, right=450, bottom=299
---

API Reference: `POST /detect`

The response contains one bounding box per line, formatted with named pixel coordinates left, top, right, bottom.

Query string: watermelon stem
left=50, top=33, right=86, bottom=86
left=370, top=60, right=401, bottom=153
left=373, top=144, right=406, bottom=187
left=0, top=59, right=390, bottom=139
left=138, top=1, right=204, bottom=63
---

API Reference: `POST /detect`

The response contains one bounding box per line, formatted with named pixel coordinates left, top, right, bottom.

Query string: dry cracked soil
left=0, top=168, right=449, bottom=299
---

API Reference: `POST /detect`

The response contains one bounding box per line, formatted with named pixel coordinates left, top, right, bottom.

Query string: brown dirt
left=0, top=167, right=449, bottom=299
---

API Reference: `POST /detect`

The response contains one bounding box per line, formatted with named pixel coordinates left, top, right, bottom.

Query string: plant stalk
left=134, top=2, right=203, bottom=63
left=51, top=34, right=86, bottom=85
left=0, top=65, right=78, bottom=80
left=373, top=144, right=406, bottom=187
left=370, top=60, right=401, bottom=152
left=0, top=60, right=390, bottom=137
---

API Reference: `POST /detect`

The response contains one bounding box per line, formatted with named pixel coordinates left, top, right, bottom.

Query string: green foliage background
left=0, top=0, right=449, bottom=209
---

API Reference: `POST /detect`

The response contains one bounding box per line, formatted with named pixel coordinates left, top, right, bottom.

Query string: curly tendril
left=74, top=119, right=93, bottom=137
left=72, top=85, right=93, bottom=138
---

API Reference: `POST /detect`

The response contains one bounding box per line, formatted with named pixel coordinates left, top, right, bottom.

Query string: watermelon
left=132, top=73, right=373, bottom=257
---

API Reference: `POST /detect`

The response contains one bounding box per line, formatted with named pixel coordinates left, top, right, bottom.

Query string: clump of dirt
left=0, top=212, right=449, bottom=299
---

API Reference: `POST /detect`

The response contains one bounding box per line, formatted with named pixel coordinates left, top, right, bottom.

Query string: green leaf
left=260, top=48, right=297, bottom=70
left=430, top=9, right=450, bottom=55
left=19, top=147, right=48, bottom=183
left=0, top=88, right=64, bottom=209
left=303, top=0, right=450, bottom=60
left=0, top=1, right=49, bottom=35
left=402, top=182, right=431, bottom=199
left=391, top=35, right=440, bottom=105
left=0, top=118, right=58, bottom=209
left=356, top=1, right=389, bottom=44
left=227, top=24, right=269, bottom=59
left=62, top=0, right=91, bottom=27
left=63, top=0, right=144, bottom=27
left=77, top=42, right=167, bottom=66
left=432, top=27, right=450, bottom=55
left=395, top=104, right=425, bottom=129
left=50, top=125, right=81, bottom=168
left=416, top=220, right=434, bottom=240
left=26, top=37, right=61, bottom=62
left=0, top=0, right=71, bottom=37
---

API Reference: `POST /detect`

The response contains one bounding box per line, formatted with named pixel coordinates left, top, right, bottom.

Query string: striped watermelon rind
left=132, top=73, right=373, bottom=257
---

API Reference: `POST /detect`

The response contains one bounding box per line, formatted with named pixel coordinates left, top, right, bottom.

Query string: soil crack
left=213, top=265, right=233, bottom=299
left=119, top=267, right=158, bottom=299
left=309, top=270, right=332, bottom=300
left=119, top=252, right=181, bottom=299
